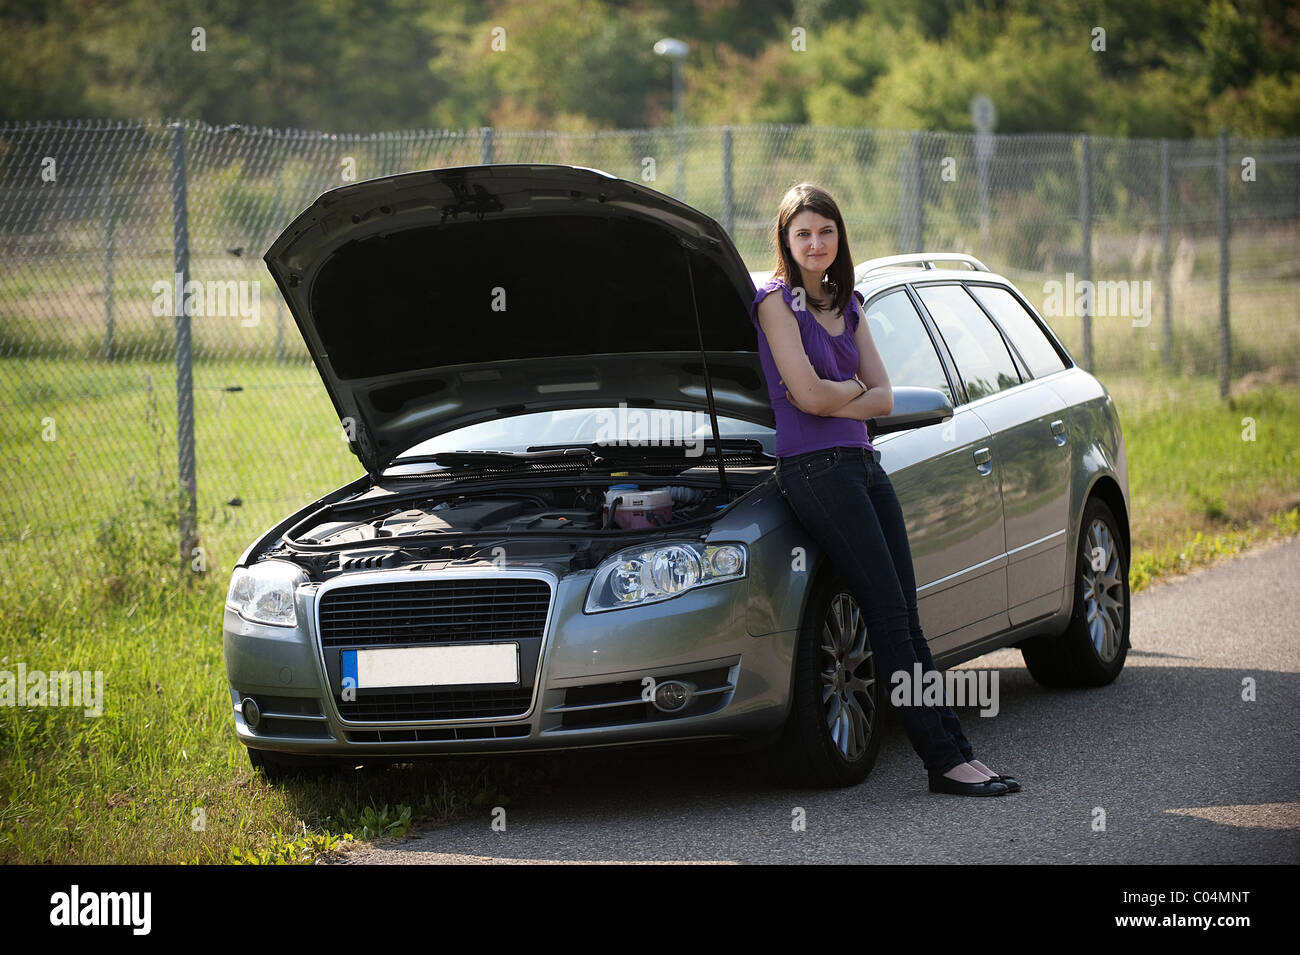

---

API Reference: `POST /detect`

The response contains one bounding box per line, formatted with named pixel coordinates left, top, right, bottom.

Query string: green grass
left=1099, top=372, right=1300, bottom=589
left=0, top=358, right=357, bottom=567
left=0, top=540, right=543, bottom=863
left=0, top=357, right=548, bottom=864
left=0, top=357, right=1297, bottom=863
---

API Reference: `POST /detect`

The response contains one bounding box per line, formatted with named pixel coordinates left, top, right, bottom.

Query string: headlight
left=585, top=541, right=747, bottom=613
left=226, top=560, right=308, bottom=627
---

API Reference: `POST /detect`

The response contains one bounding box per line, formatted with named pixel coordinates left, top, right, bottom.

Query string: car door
left=860, top=287, right=1010, bottom=651
left=914, top=282, right=1071, bottom=628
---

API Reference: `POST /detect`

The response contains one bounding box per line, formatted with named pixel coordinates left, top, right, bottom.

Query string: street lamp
left=654, top=37, right=689, bottom=200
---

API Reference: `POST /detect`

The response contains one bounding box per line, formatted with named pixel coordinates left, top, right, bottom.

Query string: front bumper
left=224, top=565, right=794, bottom=757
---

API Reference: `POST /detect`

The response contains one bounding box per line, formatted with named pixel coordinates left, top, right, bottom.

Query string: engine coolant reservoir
left=602, top=485, right=674, bottom=529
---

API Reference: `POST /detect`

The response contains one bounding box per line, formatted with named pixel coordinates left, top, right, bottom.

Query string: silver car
left=224, top=164, right=1130, bottom=787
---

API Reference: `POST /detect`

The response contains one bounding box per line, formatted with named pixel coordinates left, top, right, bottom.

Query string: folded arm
left=813, top=384, right=892, bottom=420
left=756, top=292, right=866, bottom=416
left=802, top=296, right=895, bottom=420
left=762, top=291, right=895, bottom=421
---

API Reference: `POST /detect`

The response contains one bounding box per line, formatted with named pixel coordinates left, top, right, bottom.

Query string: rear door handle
left=1050, top=418, right=1067, bottom=446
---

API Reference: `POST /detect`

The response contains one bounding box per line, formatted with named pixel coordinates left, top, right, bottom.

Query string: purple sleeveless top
left=750, top=277, right=875, bottom=458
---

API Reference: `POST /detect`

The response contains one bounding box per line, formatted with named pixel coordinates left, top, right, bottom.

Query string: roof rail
left=854, top=253, right=989, bottom=280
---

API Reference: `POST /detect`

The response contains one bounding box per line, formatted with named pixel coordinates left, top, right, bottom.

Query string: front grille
left=317, top=575, right=553, bottom=725
left=318, top=578, right=551, bottom=648
left=336, top=687, right=534, bottom=721
left=345, top=724, right=531, bottom=743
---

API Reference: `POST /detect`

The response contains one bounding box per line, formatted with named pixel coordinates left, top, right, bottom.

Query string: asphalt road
left=339, top=536, right=1300, bottom=864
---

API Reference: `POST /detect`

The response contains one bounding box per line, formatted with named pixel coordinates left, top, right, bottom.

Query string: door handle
left=1050, top=418, right=1067, bottom=446
left=973, top=446, right=992, bottom=475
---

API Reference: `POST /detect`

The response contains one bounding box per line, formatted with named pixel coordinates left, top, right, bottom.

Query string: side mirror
left=867, top=386, right=954, bottom=439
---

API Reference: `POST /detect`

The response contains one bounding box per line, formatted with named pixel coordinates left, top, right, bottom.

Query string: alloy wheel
left=1081, top=518, right=1125, bottom=662
left=819, top=592, right=877, bottom=761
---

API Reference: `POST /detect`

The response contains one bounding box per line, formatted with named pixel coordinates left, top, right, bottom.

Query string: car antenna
left=682, top=241, right=729, bottom=496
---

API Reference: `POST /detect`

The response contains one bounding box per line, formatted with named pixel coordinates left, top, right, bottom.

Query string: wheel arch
left=1082, top=474, right=1130, bottom=564
left=1053, top=472, right=1130, bottom=640
left=781, top=560, right=838, bottom=699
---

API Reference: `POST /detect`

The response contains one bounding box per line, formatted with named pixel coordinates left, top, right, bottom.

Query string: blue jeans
left=775, top=445, right=974, bottom=775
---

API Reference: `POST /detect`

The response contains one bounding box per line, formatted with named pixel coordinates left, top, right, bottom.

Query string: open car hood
left=264, top=164, right=770, bottom=475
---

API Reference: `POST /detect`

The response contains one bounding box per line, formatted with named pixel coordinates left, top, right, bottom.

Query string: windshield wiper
left=387, top=448, right=598, bottom=473
left=386, top=441, right=770, bottom=478
left=537, top=439, right=769, bottom=465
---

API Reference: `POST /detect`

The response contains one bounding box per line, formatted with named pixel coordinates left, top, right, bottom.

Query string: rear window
left=915, top=284, right=1021, bottom=402
left=967, top=285, right=1068, bottom=378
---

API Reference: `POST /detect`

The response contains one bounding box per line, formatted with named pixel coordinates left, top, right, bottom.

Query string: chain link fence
left=1, top=120, right=1297, bottom=568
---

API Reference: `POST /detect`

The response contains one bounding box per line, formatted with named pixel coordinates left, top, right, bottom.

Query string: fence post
left=1159, top=138, right=1172, bottom=369
left=101, top=167, right=116, bottom=360
left=1217, top=128, right=1231, bottom=398
left=1079, top=133, right=1092, bottom=371
left=480, top=126, right=494, bottom=164
left=910, top=130, right=923, bottom=251
left=169, top=123, right=198, bottom=571
left=898, top=132, right=922, bottom=253
left=273, top=163, right=286, bottom=363
left=672, top=61, right=685, bottom=200
left=721, top=125, right=734, bottom=238
left=975, top=127, right=992, bottom=242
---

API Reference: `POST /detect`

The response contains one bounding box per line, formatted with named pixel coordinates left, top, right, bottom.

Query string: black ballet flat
left=988, top=774, right=1021, bottom=792
left=928, top=773, right=1009, bottom=796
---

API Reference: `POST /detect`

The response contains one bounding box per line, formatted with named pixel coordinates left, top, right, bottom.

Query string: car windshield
left=385, top=407, right=774, bottom=474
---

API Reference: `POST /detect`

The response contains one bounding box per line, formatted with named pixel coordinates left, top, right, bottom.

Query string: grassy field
left=1100, top=369, right=1300, bottom=587
left=0, top=357, right=356, bottom=560
left=0, top=360, right=1296, bottom=863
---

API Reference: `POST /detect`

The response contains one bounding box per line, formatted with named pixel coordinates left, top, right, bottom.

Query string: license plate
left=341, top=643, right=519, bottom=689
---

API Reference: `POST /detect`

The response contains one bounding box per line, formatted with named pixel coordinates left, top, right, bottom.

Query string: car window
left=859, top=289, right=954, bottom=406
left=967, top=284, right=1068, bottom=378
left=915, top=284, right=1022, bottom=402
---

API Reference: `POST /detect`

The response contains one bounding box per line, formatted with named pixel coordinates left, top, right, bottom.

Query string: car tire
left=768, top=573, right=883, bottom=788
left=246, top=747, right=335, bottom=782
left=1021, top=497, right=1130, bottom=687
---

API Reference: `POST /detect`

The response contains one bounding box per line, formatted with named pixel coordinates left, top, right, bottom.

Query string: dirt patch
left=1230, top=365, right=1300, bottom=398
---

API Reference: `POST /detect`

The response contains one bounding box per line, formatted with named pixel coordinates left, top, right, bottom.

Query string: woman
left=750, top=182, right=1019, bottom=796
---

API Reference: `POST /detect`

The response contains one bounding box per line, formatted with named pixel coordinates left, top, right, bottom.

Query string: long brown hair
left=771, top=182, right=856, bottom=315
